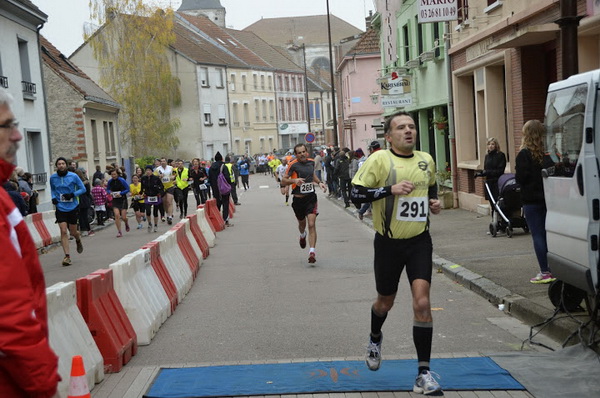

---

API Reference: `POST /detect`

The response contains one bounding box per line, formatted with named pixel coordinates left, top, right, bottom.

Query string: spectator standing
left=208, top=152, right=233, bottom=226
left=23, top=172, right=38, bottom=214
left=75, top=169, right=94, bottom=237
left=0, top=86, right=61, bottom=398
left=477, top=137, right=506, bottom=215
left=324, top=148, right=336, bottom=196
left=314, top=151, right=323, bottom=182
left=335, top=149, right=352, bottom=207
left=225, top=155, right=240, bottom=205
left=91, top=178, right=108, bottom=226
left=92, top=165, right=104, bottom=183
left=356, top=142, right=381, bottom=220
left=515, top=120, right=556, bottom=284
left=50, top=157, right=86, bottom=266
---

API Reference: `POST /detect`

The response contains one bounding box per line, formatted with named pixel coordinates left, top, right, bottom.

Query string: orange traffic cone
left=68, top=355, right=91, bottom=398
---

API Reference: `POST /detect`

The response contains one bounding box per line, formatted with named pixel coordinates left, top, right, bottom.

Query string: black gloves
left=474, top=170, right=485, bottom=178
left=52, top=198, right=58, bottom=205
left=62, top=193, right=74, bottom=200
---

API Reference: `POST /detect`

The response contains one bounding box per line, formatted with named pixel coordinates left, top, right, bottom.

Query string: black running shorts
left=373, top=230, right=433, bottom=296
left=55, top=208, right=79, bottom=225
left=112, top=197, right=129, bottom=210
left=291, top=193, right=318, bottom=220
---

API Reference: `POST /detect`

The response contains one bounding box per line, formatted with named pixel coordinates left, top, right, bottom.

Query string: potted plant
left=432, top=115, right=448, bottom=130
left=435, top=165, right=453, bottom=209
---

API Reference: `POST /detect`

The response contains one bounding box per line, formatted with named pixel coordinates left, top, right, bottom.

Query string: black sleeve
left=428, top=184, right=438, bottom=200
left=350, top=184, right=393, bottom=205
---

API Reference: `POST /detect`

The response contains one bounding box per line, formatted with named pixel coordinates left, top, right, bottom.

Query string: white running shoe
left=413, top=370, right=442, bottom=395
left=365, top=335, right=382, bottom=371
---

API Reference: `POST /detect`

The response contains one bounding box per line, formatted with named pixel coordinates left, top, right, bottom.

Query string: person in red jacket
left=0, top=88, right=60, bottom=397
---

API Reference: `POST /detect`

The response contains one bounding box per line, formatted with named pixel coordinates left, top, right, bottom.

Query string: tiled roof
left=13, top=0, right=47, bottom=18
left=243, top=15, right=363, bottom=47
left=225, top=29, right=303, bottom=73
left=178, top=0, right=224, bottom=10
left=172, top=22, right=247, bottom=68
left=346, top=28, right=379, bottom=56
left=177, top=13, right=272, bottom=69
left=40, top=35, right=118, bottom=107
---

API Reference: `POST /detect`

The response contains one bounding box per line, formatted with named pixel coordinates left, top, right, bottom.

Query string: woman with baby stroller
left=475, top=137, right=506, bottom=215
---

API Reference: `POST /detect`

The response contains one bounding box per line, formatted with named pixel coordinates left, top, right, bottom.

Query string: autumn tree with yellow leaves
left=87, top=1, right=181, bottom=156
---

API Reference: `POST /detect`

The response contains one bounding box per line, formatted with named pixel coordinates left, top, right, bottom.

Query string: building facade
left=448, top=0, right=600, bottom=211
left=338, top=28, right=384, bottom=151
left=0, top=0, right=54, bottom=210
left=41, top=36, right=121, bottom=176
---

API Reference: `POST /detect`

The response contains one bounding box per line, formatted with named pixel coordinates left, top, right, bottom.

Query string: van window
left=544, top=83, right=587, bottom=178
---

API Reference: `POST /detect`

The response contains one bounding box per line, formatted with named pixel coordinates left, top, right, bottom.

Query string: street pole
left=326, top=0, right=338, bottom=146
left=302, top=44, right=311, bottom=134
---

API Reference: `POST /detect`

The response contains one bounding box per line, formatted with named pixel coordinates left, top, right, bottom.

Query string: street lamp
left=287, top=43, right=311, bottom=136
left=326, top=0, right=338, bottom=146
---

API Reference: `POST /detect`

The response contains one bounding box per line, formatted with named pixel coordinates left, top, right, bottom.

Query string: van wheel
left=489, top=223, right=497, bottom=237
left=548, top=280, right=586, bottom=312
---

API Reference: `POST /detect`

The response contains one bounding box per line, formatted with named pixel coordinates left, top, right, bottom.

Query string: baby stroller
left=485, top=173, right=529, bottom=238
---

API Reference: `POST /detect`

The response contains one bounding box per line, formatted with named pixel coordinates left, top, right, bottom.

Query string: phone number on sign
left=420, top=7, right=457, bottom=19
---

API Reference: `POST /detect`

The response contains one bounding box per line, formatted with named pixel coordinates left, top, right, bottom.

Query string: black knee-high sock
left=370, top=306, right=387, bottom=342
left=413, top=321, right=433, bottom=373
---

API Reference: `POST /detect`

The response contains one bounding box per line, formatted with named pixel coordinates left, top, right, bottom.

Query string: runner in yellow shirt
left=351, top=111, right=442, bottom=395
left=129, top=175, right=145, bottom=229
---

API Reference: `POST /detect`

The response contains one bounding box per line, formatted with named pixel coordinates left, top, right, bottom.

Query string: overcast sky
left=32, top=0, right=375, bottom=55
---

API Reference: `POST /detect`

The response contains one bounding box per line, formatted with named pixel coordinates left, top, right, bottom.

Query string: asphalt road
left=39, top=173, right=555, bottom=370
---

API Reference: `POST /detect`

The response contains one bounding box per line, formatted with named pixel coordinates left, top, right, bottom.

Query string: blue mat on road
left=144, top=357, right=524, bottom=397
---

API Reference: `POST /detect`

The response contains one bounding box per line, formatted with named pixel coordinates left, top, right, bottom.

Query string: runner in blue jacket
left=49, top=156, right=86, bottom=266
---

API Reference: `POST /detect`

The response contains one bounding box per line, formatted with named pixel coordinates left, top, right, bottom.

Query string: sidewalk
left=328, top=196, right=592, bottom=348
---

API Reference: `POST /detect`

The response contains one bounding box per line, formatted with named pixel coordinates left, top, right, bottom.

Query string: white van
left=543, top=69, right=600, bottom=301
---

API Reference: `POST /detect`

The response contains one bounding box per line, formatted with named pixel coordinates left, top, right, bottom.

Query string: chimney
left=365, top=10, right=373, bottom=30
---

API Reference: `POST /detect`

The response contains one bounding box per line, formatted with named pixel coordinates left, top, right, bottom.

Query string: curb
left=326, top=194, right=583, bottom=346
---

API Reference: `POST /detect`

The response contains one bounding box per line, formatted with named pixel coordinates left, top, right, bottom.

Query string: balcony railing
left=0, top=76, right=8, bottom=88
left=32, top=172, right=47, bottom=185
left=22, top=81, right=36, bottom=94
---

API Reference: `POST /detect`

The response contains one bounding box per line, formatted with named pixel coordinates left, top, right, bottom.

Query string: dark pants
left=230, top=183, right=238, bottom=204
left=216, top=193, right=230, bottom=222
left=79, top=207, right=91, bottom=232
left=175, top=187, right=190, bottom=216
left=241, top=175, right=249, bottom=190
left=523, top=204, right=549, bottom=273
left=96, top=210, right=106, bottom=225
left=340, top=178, right=351, bottom=205
left=193, top=186, right=208, bottom=206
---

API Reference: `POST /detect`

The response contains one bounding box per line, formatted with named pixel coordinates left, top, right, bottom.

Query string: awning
left=489, top=23, right=559, bottom=49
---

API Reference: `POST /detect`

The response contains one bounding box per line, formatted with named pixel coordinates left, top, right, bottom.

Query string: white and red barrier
left=42, top=210, right=61, bottom=244
left=46, top=281, right=104, bottom=398
left=109, top=248, right=171, bottom=345
left=197, top=207, right=216, bottom=247
left=43, top=200, right=233, bottom=393
left=24, top=213, right=44, bottom=248
left=154, top=231, right=193, bottom=302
